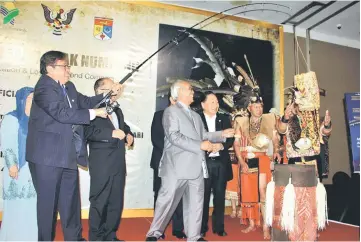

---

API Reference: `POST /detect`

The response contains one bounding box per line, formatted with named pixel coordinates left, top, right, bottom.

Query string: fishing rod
left=94, top=5, right=245, bottom=110
left=72, top=4, right=256, bottom=153
left=95, top=2, right=291, bottom=111
left=157, top=3, right=291, bottom=61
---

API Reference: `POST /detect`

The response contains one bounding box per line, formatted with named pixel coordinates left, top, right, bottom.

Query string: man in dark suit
left=84, top=78, right=134, bottom=241
left=199, top=91, right=234, bottom=237
left=150, top=95, right=186, bottom=239
left=26, top=51, right=121, bottom=241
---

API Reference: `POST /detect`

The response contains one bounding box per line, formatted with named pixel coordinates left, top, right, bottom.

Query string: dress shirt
left=110, top=111, right=119, bottom=129
left=204, top=113, right=220, bottom=157
left=178, top=101, right=191, bottom=115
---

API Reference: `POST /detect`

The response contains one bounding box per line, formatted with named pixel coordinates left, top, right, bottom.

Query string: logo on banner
left=1, top=2, right=19, bottom=25
left=0, top=89, right=16, bottom=97
left=41, top=3, right=76, bottom=36
left=93, top=17, right=113, bottom=40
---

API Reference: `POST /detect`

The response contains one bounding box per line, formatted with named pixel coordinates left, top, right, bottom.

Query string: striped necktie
left=61, top=85, right=67, bottom=96
left=61, top=84, right=72, bottom=108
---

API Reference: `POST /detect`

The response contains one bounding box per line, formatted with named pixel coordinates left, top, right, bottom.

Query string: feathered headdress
left=232, top=55, right=263, bottom=111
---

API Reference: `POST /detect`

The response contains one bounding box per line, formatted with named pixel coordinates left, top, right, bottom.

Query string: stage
left=54, top=217, right=360, bottom=241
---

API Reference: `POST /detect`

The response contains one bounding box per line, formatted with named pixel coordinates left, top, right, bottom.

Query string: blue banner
left=345, top=93, right=360, bottom=173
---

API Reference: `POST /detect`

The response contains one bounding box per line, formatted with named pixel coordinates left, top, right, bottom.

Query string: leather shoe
left=160, top=234, right=165, bottom=240
left=213, top=231, right=228, bottom=236
left=197, top=238, right=207, bottom=241
left=145, top=237, right=157, bottom=241
left=111, top=238, right=124, bottom=241
left=78, top=238, right=87, bottom=241
left=172, top=231, right=187, bottom=239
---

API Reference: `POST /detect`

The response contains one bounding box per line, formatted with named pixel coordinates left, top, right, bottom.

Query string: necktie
left=185, top=107, right=194, bottom=120
left=61, top=84, right=72, bottom=108
left=186, top=108, right=196, bottom=127
left=61, top=85, right=67, bottom=96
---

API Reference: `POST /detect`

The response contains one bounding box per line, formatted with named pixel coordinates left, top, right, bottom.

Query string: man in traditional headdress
left=278, top=91, right=332, bottom=176
left=274, top=72, right=331, bottom=241
left=233, top=86, right=281, bottom=239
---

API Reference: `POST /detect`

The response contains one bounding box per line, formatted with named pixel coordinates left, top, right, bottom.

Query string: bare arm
left=272, top=130, right=280, bottom=154
left=278, top=104, right=292, bottom=134
left=233, top=122, right=248, bottom=172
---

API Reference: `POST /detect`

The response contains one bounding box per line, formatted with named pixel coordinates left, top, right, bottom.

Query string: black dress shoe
left=172, top=231, right=187, bottom=239
left=145, top=237, right=157, bottom=241
left=111, top=238, right=124, bottom=241
left=197, top=238, right=207, bottom=241
left=213, top=231, right=228, bottom=236
left=160, top=234, right=165, bottom=240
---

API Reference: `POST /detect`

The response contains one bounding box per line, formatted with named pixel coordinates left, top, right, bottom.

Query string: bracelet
left=281, top=116, right=289, bottom=123
left=324, top=121, right=332, bottom=129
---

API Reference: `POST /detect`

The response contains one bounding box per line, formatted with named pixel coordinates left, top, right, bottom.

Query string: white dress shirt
left=204, top=113, right=220, bottom=157
left=110, top=111, right=119, bottom=129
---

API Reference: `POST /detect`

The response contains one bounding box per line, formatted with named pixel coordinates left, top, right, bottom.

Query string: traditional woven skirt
left=239, top=154, right=271, bottom=226
left=272, top=164, right=318, bottom=241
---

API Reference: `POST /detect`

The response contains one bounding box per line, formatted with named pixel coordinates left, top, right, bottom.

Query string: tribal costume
left=268, top=71, right=329, bottom=241
left=234, top=113, right=276, bottom=226
left=233, top=86, right=278, bottom=232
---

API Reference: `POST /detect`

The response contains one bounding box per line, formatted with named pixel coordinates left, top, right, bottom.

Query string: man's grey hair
left=170, top=80, right=185, bottom=100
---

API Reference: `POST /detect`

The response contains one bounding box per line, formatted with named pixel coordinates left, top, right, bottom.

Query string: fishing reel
left=101, top=98, right=120, bottom=114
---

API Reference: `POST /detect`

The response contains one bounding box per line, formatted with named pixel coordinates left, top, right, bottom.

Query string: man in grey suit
left=146, top=80, right=235, bottom=241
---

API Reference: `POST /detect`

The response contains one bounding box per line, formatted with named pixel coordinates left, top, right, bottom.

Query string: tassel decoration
left=316, top=178, right=328, bottom=230
left=280, top=176, right=296, bottom=232
left=265, top=176, right=275, bottom=226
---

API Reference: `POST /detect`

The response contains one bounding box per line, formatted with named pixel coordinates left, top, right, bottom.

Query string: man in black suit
left=84, top=78, right=134, bottom=241
left=26, top=51, right=121, bottom=241
left=199, top=92, right=234, bottom=237
left=150, top=95, right=186, bottom=239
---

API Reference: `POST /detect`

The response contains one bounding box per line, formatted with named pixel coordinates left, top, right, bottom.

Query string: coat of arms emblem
left=41, top=4, right=76, bottom=36
left=93, top=17, right=113, bottom=40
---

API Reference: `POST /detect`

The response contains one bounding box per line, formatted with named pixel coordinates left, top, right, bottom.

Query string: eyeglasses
left=53, top=64, right=71, bottom=70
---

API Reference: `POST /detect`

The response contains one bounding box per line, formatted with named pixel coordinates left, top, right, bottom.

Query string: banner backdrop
left=344, top=93, right=360, bottom=173
left=0, top=1, right=283, bottom=212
